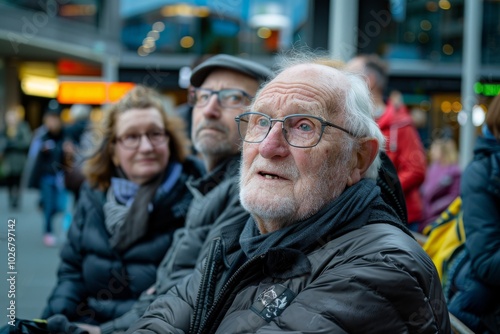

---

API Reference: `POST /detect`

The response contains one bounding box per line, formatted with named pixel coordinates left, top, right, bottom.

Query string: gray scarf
left=240, top=179, right=407, bottom=259
left=104, top=162, right=182, bottom=252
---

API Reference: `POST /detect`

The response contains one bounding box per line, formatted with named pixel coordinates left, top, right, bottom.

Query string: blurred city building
left=0, top=0, right=499, bottom=160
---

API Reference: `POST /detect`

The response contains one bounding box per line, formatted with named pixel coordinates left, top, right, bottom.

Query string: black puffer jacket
left=461, top=136, right=500, bottom=287
left=129, top=180, right=450, bottom=334
left=447, top=135, right=500, bottom=332
left=27, top=128, right=65, bottom=188
left=42, top=158, right=204, bottom=324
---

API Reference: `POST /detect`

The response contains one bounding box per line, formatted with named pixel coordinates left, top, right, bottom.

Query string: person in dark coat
left=0, top=105, right=32, bottom=209
left=128, top=55, right=450, bottom=333
left=27, top=108, right=66, bottom=246
left=62, top=104, right=92, bottom=203
left=446, top=94, right=500, bottom=333
left=41, top=85, right=204, bottom=325
left=76, top=54, right=274, bottom=334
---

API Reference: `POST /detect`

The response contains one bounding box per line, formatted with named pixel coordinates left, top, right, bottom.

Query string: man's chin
left=241, top=192, right=295, bottom=220
left=197, top=129, right=224, bottom=140
left=195, top=140, right=233, bottom=156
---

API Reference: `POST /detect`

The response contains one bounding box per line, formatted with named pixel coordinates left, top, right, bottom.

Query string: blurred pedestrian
left=0, top=105, right=32, bottom=209
left=27, top=107, right=66, bottom=246
left=420, top=137, right=461, bottom=231
left=63, top=104, right=92, bottom=203
left=446, top=94, right=500, bottom=333
left=65, top=104, right=92, bottom=144
left=346, top=54, right=427, bottom=231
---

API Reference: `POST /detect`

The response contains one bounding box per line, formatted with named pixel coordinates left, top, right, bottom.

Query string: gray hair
left=341, top=71, right=385, bottom=179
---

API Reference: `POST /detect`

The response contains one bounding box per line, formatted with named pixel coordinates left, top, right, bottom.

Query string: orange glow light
left=58, top=82, right=135, bottom=104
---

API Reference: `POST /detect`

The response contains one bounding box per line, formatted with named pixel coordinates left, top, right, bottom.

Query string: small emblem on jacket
left=250, top=284, right=296, bottom=322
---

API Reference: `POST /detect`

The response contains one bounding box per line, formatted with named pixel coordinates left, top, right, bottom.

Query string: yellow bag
left=422, top=197, right=466, bottom=281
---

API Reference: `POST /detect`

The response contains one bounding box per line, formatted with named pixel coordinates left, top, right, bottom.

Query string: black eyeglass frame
left=188, top=88, right=253, bottom=109
left=235, top=111, right=358, bottom=148
left=115, top=131, right=169, bottom=150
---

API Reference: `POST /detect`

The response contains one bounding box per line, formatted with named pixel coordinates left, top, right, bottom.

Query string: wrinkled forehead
left=253, top=64, right=346, bottom=119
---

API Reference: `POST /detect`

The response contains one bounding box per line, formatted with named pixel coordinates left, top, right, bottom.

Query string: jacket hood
left=473, top=136, right=500, bottom=157
left=376, top=101, right=414, bottom=130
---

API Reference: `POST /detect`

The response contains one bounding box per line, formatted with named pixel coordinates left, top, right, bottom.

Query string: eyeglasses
left=116, top=130, right=168, bottom=150
left=188, top=88, right=253, bottom=109
left=235, top=111, right=357, bottom=148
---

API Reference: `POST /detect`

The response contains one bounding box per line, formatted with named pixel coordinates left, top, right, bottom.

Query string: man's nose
left=258, top=122, right=289, bottom=158
left=201, top=94, right=222, bottom=119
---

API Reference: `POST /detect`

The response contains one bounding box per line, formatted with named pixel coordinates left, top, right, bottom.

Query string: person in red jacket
left=347, top=54, right=427, bottom=230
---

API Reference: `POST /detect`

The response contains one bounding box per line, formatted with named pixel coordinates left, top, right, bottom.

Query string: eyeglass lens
left=119, top=131, right=167, bottom=149
left=193, top=89, right=249, bottom=108
left=237, top=113, right=324, bottom=147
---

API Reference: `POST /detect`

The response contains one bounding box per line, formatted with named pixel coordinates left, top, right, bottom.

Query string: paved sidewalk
left=0, top=187, right=69, bottom=325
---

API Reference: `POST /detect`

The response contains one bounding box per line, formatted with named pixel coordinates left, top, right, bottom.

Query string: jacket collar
left=186, top=154, right=240, bottom=198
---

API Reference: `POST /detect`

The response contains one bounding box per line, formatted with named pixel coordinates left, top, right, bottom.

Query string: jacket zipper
left=198, top=253, right=266, bottom=334
left=377, top=177, right=407, bottom=225
left=190, top=237, right=223, bottom=333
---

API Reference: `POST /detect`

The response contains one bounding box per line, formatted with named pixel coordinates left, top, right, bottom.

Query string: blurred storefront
left=0, top=0, right=120, bottom=128
left=0, top=0, right=499, bottom=155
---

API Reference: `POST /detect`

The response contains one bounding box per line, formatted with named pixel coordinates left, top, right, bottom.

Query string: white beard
left=239, top=149, right=352, bottom=233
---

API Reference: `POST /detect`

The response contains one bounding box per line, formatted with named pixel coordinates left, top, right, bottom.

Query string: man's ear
left=347, top=138, right=379, bottom=186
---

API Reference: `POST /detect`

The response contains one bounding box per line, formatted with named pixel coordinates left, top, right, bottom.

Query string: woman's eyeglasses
left=116, top=131, right=168, bottom=150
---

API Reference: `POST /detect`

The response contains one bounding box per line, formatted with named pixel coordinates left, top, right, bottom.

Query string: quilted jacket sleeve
left=461, top=155, right=500, bottom=286
left=217, top=239, right=449, bottom=334
left=41, top=194, right=89, bottom=319
left=259, top=258, right=446, bottom=333
left=126, top=263, right=203, bottom=334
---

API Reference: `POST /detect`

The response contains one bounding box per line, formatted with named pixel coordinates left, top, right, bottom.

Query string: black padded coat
left=42, top=158, right=204, bottom=324
left=128, top=180, right=451, bottom=334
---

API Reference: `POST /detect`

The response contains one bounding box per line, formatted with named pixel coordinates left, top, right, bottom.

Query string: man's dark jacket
left=128, top=177, right=451, bottom=333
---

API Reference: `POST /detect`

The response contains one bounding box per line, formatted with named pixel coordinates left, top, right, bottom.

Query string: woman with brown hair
left=41, top=85, right=204, bottom=325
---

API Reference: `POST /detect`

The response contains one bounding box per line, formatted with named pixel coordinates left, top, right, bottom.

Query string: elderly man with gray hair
left=128, top=55, right=451, bottom=333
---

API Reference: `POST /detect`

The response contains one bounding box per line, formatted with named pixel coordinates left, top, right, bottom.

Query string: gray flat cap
left=190, top=54, right=273, bottom=87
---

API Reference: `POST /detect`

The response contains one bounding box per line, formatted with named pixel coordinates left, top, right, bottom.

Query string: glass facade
left=0, top=0, right=103, bottom=27
left=358, top=0, right=500, bottom=65
left=482, top=0, right=500, bottom=65
left=353, top=0, right=500, bottom=148
left=119, top=0, right=310, bottom=57
left=0, top=0, right=499, bottom=143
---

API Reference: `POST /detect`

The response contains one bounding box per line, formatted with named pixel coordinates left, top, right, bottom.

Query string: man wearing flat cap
left=78, top=54, right=273, bottom=334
